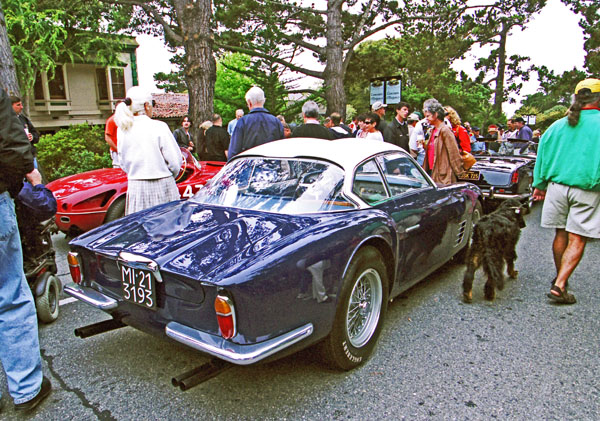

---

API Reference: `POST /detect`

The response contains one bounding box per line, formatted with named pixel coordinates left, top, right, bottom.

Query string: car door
left=370, top=152, right=458, bottom=288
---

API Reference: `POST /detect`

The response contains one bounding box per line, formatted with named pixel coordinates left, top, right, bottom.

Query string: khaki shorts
left=541, top=182, right=600, bottom=238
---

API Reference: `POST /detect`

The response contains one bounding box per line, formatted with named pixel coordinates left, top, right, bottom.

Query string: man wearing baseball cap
left=513, top=116, right=533, bottom=141
left=532, top=78, right=600, bottom=304
left=371, top=101, right=389, bottom=141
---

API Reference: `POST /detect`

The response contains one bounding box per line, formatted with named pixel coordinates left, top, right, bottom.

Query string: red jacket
left=452, top=125, right=471, bottom=152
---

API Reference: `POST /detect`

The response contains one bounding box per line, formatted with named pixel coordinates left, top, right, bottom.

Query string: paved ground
left=1, top=203, right=599, bottom=420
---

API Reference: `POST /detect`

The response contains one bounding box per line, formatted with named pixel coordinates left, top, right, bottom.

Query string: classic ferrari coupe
left=46, top=148, right=224, bottom=236
left=65, top=138, right=481, bottom=371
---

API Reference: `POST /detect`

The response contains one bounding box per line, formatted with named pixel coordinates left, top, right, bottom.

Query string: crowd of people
left=1, top=77, right=598, bottom=413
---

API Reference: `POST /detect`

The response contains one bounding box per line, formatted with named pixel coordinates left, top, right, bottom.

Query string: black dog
left=463, top=198, right=526, bottom=303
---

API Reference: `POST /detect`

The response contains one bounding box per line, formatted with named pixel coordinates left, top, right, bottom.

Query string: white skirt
left=126, top=177, right=180, bottom=215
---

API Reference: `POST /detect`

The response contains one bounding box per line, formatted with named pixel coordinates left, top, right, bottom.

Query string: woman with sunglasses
left=359, top=112, right=384, bottom=141
left=114, top=86, right=183, bottom=215
left=421, top=98, right=465, bottom=185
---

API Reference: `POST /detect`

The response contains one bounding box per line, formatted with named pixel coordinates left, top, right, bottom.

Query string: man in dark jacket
left=205, top=113, right=230, bottom=161
left=291, top=100, right=334, bottom=140
left=227, top=87, right=284, bottom=159
left=383, top=101, right=411, bottom=151
left=0, top=88, right=52, bottom=412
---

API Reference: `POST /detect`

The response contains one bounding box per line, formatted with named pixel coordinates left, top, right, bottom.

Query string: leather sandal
left=547, top=285, right=576, bottom=304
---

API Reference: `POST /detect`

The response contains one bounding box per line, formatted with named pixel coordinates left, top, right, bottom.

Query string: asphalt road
left=1, top=203, right=599, bottom=420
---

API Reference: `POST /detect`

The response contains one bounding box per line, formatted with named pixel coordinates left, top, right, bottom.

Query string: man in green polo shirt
left=532, top=78, right=600, bottom=304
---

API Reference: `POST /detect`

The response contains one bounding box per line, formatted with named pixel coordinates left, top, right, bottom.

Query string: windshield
left=191, top=157, right=355, bottom=214
left=474, top=140, right=537, bottom=157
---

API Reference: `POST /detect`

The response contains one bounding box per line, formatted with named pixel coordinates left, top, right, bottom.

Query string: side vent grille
left=456, top=220, right=467, bottom=247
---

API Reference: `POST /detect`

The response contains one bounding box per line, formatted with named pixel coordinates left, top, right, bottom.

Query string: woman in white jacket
left=114, top=86, right=182, bottom=215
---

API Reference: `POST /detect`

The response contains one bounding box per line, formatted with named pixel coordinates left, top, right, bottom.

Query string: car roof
left=237, top=137, right=404, bottom=171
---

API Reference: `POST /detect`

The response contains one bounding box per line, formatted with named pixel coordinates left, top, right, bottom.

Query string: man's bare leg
left=553, top=232, right=587, bottom=292
left=552, top=228, right=568, bottom=274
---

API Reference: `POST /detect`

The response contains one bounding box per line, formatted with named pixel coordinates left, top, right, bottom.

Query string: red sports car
left=47, top=149, right=224, bottom=236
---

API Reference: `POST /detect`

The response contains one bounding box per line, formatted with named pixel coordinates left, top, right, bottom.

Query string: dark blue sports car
left=65, top=138, right=482, bottom=371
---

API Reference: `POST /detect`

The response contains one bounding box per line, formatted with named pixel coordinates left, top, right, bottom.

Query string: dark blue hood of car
left=70, top=201, right=325, bottom=282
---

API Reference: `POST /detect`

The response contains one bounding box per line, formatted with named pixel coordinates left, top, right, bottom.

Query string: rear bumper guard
left=64, top=283, right=118, bottom=310
left=483, top=187, right=529, bottom=201
left=165, top=321, right=314, bottom=366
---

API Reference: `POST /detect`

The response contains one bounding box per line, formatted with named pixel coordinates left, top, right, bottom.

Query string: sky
left=135, top=0, right=586, bottom=116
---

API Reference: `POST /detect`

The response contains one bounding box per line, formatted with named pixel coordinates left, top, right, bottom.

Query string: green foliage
left=4, top=0, right=132, bottom=96
left=37, top=124, right=111, bottom=181
left=345, top=38, right=493, bottom=125
left=4, top=0, right=67, bottom=95
left=517, top=66, right=588, bottom=130
left=214, top=53, right=255, bottom=122
left=535, top=105, right=569, bottom=133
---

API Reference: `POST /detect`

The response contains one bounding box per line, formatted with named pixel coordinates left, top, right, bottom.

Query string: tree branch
left=101, top=0, right=183, bottom=45
left=262, top=0, right=327, bottom=15
left=215, top=41, right=324, bottom=79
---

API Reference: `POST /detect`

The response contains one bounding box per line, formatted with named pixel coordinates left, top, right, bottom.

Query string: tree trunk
left=0, top=5, right=20, bottom=95
left=323, top=0, right=346, bottom=119
left=493, top=23, right=508, bottom=117
left=173, top=0, right=216, bottom=129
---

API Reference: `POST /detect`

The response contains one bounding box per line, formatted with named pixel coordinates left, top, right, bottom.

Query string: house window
left=97, top=68, right=109, bottom=100
left=34, top=73, right=45, bottom=100
left=110, top=68, right=125, bottom=99
left=47, top=66, right=66, bottom=99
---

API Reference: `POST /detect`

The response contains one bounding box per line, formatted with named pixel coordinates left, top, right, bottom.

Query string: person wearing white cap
left=114, top=86, right=183, bottom=215
left=371, top=101, right=388, bottom=140
left=532, top=78, right=600, bottom=304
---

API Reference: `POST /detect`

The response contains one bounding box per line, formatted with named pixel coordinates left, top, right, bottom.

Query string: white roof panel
left=237, top=137, right=405, bottom=171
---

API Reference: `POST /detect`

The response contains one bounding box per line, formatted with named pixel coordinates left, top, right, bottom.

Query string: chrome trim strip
left=405, top=224, right=420, bottom=233
left=64, top=283, right=118, bottom=310
left=165, top=322, right=314, bottom=365
left=56, top=210, right=107, bottom=216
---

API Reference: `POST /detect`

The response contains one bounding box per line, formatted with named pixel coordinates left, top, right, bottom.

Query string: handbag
left=460, top=151, right=476, bottom=171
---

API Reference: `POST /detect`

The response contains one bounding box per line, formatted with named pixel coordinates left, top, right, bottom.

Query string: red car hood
left=47, top=168, right=127, bottom=198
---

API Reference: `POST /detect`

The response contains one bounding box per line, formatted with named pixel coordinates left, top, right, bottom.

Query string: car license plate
left=120, top=266, right=157, bottom=310
left=459, top=171, right=480, bottom=181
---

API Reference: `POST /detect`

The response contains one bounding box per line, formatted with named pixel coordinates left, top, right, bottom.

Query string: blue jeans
left=0, top=191, right=43, bottom=404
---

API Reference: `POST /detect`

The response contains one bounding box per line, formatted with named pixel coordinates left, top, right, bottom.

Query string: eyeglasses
left=364, top=120, right=373, bottom=124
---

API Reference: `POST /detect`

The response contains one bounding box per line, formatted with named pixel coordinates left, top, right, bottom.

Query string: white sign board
left=370, top=81, right=384, bottom=104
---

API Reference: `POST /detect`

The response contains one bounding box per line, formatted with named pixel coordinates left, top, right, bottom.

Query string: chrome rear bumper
left=166, top=321, right=314, bottom=366
left=64, top=283, right=314, bottom=366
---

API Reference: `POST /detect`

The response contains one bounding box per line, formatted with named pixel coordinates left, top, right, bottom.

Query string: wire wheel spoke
left=346, top=268, right=382, bottom=348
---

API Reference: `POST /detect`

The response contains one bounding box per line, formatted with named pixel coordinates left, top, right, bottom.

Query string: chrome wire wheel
left=346, top=268, right=383, bottom=348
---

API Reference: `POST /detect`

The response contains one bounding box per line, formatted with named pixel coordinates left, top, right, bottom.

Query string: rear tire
left=321, top=246, right=388, bottom=370
left=454, top=200, right=483, bottom=263
left=35, top=273, right=61, bottom=323
left=104, top=197, right=126, bottom=223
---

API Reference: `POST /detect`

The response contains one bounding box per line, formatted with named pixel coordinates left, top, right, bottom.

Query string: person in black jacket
left=383, top=101, right=411, bottom=151
left=204, top=114, right=230, bottom=161
left=0, top=88, right=52, bottom=412
left=291, top=100, right=333, bottom=140
left=172, top=115, right=195, bottom=152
